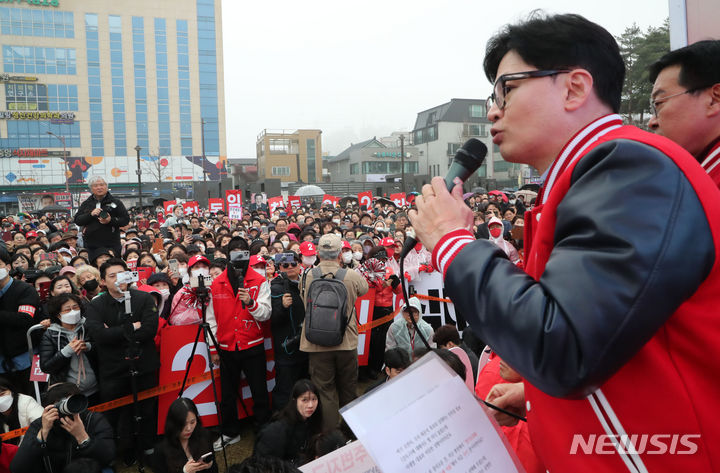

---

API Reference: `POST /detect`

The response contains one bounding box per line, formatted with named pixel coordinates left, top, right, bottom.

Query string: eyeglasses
left=281, top=262, right=298, bottom=268
left=486, top=69, right=571, bottom=113
left=649, top=86, right=709, bottom=116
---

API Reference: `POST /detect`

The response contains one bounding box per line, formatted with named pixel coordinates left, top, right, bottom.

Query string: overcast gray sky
left=220, top=0, right=669, bottom=158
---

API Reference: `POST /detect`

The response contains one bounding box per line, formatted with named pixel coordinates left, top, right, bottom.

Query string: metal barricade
left=26, top=323, right=47, bottom=404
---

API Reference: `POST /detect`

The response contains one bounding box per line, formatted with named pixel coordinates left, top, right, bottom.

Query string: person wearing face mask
left=486, top=217, right=521, bottom=265
left=0, top=376, right=43, bottom=445
left=147, top=273, right=174, bottom=321
left=39, top=294, right=99, bottom=402
left=168, top=255, right=213, bottom=326
left=340, top=241, right=358, bottom=270
left=0, top=247, right=41, bottom=396
left=74, top=265, right=102, bottom=300
left=298, top=241, right=317, bottom=269
left=350, top=241, right=364, bottom=265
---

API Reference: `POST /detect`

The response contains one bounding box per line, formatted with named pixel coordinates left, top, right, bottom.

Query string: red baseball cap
left=26, top=231, right=38, bottom=238
left=379, top=237, right=395, bottom=247
left=249, top=255, right=266, bottom=267
left=188, top=254, right=210, bottom=268
left=299, top=241, right=316, bottom=256
left=341, top=240, right=351, bottom=250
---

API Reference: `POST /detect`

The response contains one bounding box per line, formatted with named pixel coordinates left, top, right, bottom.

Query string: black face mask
left=82, top=279, right=99, bottom=292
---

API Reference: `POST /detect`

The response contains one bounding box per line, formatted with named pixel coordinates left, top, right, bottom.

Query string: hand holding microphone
left=407, top=139, right=487, bottom=253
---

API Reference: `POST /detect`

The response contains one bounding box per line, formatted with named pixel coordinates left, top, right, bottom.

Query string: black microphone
left=401, top=138, right=487, bottom=258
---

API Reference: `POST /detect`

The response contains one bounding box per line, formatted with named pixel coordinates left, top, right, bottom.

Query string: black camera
left=99, top=210, right=109, bottom=219
left=54, top=394, right=88, bottom=417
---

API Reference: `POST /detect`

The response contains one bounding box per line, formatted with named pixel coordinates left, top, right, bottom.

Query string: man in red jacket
left=648, top=40, right=720, bottom=188
left=410, top=13, right=720, bottom=473
left=207, top=237, right=271, bottom=450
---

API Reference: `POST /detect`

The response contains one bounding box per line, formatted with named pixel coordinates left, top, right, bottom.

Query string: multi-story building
left=411, top=98, right=530, bottom=187
left=0, top=0, right=226, bottom=209
left=256, top=129, right=322, bottom=184
left=325, top=135, right=419, bottom=183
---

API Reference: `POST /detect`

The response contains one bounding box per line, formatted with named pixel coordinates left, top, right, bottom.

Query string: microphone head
left=454, top=138, right=488, bottom=172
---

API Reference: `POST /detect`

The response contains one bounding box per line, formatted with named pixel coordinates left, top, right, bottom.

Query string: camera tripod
left=177, top=277, right=229, bottom=471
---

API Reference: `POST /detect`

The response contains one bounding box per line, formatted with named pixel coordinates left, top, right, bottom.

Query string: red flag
left=163, top=200, right=176, bottom=215
left=390, top=193, right=407, bottom=207
left=208, top=198, right=224, bottom=214
left=322, top=194, right=339, bottom=208
left=357, top=191, right=373, bottom=209
left=267, top=196, right=284, bottom=214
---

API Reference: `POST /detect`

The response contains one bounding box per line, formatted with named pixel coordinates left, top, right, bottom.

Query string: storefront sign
left=0, top=0, right=59, bottom=7
left=0, top=74, right=39, bottom=82
left=0, top=111, right=74, bottom=120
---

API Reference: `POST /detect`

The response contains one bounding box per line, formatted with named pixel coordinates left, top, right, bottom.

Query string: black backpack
left=304, top=267, right=350, bottom=346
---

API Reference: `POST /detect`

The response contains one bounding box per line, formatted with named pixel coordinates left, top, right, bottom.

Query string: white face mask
left=158, top=288, right=170, bottom=300
left=332, top=219, right=341, bottom=224
left=342, top=252, right=353, bottom=264
left=0, top=394, right=12, bottom=412
left=281, top=240, right=289, bottom=249
left=353, top=251, right=363, bottom=261
left=302, top=256, right=315, bottom=267
left=0, top=268, right=7, bottom=280
left=191, top=268, right=209, bottom=278
left=60, top=309, right=81, bottom=325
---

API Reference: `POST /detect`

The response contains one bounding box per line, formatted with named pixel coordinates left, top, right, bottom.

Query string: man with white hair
left=74, top=176, right=129, bottom=258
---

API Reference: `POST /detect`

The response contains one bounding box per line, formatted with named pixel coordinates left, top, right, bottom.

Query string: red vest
left=700, top=136, right=720, bottom=190
left=210, top=267, right=267, bottom=351
left=523, top=125, right=720, bottom=472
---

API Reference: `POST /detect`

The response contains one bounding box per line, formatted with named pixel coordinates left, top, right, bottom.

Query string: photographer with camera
left=206, top=236, right=271, bottom=449
left=84, top=258, right=159, bottom=465
left=10, top=382, right=114, bottom=473
left=269, top=251, right=308, bottom=412
left=74, top=176, right=129, bottom=260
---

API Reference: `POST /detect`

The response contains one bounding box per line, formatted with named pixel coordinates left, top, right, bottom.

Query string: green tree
left=617, top=20, right=670, bottom=127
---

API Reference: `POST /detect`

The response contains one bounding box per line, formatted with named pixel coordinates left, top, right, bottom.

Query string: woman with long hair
left=254, top=379, right=323, bottom=466
left=151, top=397, right=216, bottom=473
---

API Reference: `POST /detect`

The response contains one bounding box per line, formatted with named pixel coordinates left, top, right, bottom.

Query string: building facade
left=0, top=0, right=226, bottom=207
left=325, top=136, right=419, bottom=183
left=411, top=98, right=531, bottom=187
left=256, top=129, right=322, bottom=184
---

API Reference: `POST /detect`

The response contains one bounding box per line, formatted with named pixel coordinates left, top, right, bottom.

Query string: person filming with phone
left=84, top=258, right=159, bottom=465
left=74, top=176, right=129, bottom=260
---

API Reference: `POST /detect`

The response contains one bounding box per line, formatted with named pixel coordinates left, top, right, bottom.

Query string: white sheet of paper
left=299, top=441, right=379, bottom=473
left=341, top=352, right=520, bottom=473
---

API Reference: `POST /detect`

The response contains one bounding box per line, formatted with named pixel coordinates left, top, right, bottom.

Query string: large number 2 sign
left=171, top=342, right=216, bottom=417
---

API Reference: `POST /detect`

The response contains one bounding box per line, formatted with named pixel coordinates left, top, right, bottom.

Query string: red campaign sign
left=356, top=288, right=376, bottom=367
left=288, top=195, right=301, bottom=208
left=357, top=191, right=373, bottom=209
left=163, top=200, right=176, bottom=216
left=225, top=190, right=243, bottom=209
left=322, top=194, right=339, bottom=208
left=406, top=193, right=416, bottom=205
left=390, top=193, right=407, bottom=207
left=157, top=324, right=276, bottom=434
left=30, top=355, right=49, bottom=382
left=208, top=198, right=224, bottom=214
left=183, top=201, right=199, bottom=215
left=267, top=196, right=284, bottom=214
left=126, top=259, right=138, bottom=271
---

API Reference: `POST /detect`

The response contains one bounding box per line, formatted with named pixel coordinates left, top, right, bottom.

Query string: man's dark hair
left=227, top=236, right=249, bottom=253
left=648, top=40, right=720, bottom=91
left=483, top=12, right=625, bottom=113
left=42, top=382, right=81, bottom=407
left=99, top=258, right=128, bottom=279
left=432, top=324, right=462, bottom=347
left=384, top=347, right=411, bottom=370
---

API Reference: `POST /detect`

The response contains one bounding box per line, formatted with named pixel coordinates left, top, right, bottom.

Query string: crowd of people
left=0, top=173, right=524, bottom=473
left=0, top=16, right=717, bottom=473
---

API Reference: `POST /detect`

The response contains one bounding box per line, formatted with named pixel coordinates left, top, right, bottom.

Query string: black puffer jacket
left=10, top=410, right=115, bottom=473
left=254, top=418, right=311, bottom=465
left=0, top=278, right=41, bottom=372
left=38, top=320, right=99, bottom=388
left=269, top=274, right=306, bottom=364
